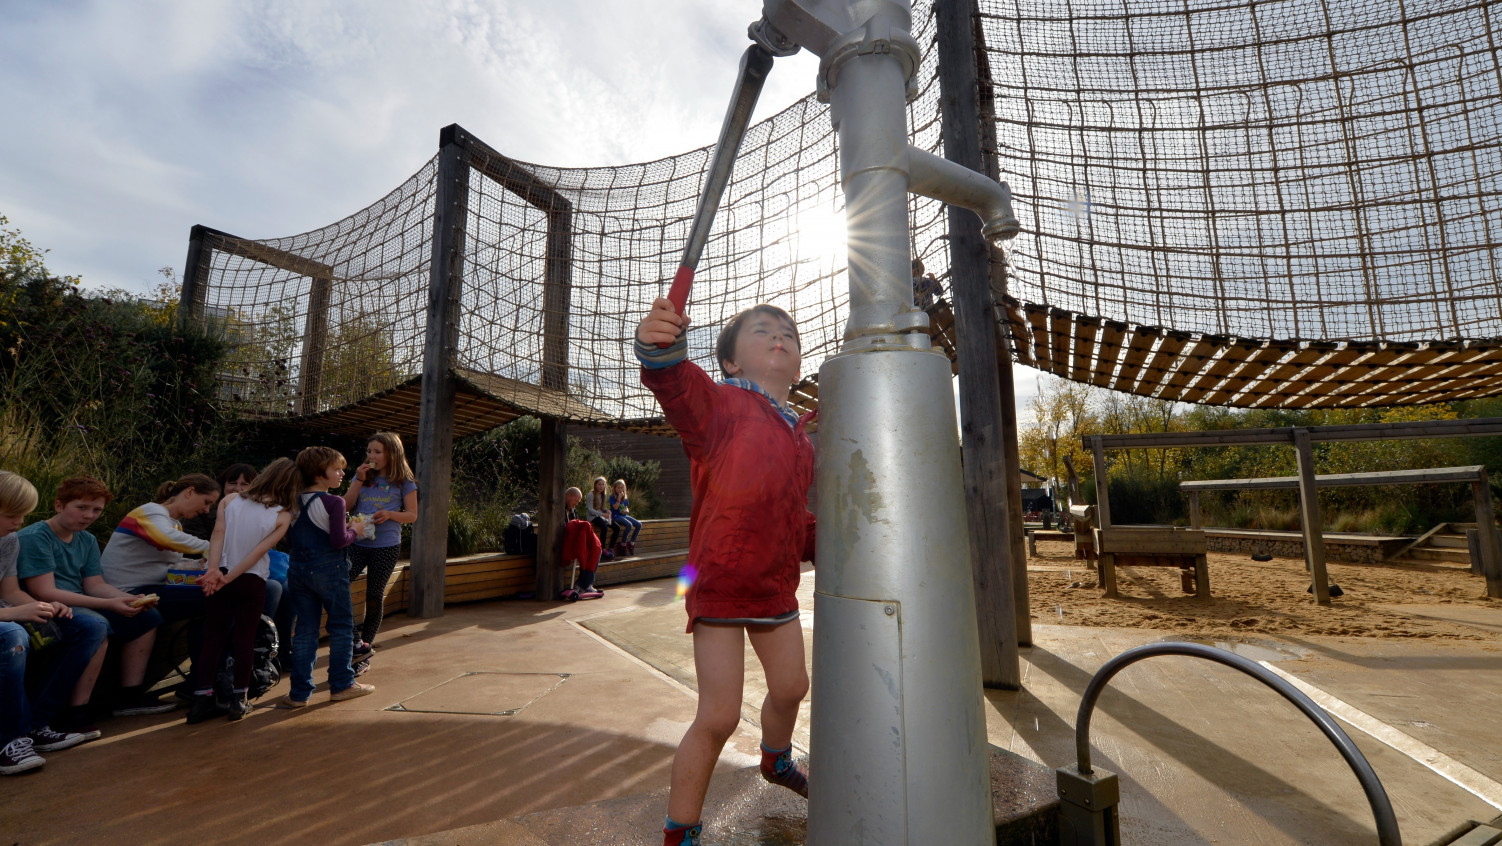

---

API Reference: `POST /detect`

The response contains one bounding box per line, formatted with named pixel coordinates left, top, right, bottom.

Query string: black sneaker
left=0, top=737, right=45, bottom=775
left=28, top=726, right=90, bottom=752
left=185, top=695, right=223, bottom=725
left=225, top=697, right=252, bottom=721
left=352, top=640, right=372, bottom=661
left=353, top=658, right=371, bottom=678
left=113, top=694, right=178, bottom=717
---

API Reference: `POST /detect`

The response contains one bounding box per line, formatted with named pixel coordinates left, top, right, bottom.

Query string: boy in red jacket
left=637, top=297, right=816, bottom=846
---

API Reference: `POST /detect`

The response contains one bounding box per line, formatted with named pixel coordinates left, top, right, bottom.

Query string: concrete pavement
left=3, top=568, right=1500, bottom=845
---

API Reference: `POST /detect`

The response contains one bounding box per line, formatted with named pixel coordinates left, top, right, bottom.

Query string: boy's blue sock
left=663, top=817, right=701, bottom=846
left=760, top=742, right=809, bottom=798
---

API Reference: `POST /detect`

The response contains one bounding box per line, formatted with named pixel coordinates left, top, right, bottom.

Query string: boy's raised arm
left=636, top=297, right=723, bottom=458
left=634, top=297, right=690, bottom=365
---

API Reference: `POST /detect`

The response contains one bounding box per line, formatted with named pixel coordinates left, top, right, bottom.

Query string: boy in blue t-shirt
left=0, top=471, right=107, bottom=772
left=18, top=477, right=175, bottom=718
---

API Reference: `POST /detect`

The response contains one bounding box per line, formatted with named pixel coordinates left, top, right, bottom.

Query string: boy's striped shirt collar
left=722, top=377, right=798, bottom=428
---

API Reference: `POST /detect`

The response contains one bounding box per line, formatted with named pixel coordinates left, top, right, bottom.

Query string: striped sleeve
left=116, top=504, right=210, bottom=555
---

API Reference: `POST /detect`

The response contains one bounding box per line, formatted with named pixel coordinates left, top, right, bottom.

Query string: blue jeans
left=0, top=613, right=107, bottom=741
left=0, top=623, right=27, bottom=743
left=613, top=514, right=642, bottom=543
left=33, top=614, right=108, bottom=729
left=288, top=558, right=355, bottom=701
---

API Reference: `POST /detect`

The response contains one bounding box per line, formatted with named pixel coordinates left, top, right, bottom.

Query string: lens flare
left=676, top=564, right=698, bottom=600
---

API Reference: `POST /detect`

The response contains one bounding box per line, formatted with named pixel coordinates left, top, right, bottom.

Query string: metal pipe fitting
left=1074, top=642, right=1401, bottom=846
left=907, top=145, right=1020, bottom=243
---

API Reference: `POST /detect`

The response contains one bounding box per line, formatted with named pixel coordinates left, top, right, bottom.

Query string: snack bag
left=24, top=620, right=62, bottom=650
left=350, top=513, right=376, bottom=541
left=166, top=565, right=205, bottom=586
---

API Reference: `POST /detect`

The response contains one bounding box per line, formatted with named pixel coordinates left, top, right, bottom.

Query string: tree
left=1018, top=377, right=1096, bottom=507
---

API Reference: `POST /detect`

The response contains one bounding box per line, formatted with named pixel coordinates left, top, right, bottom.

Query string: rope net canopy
left=980, top=0, right=1502, bottom=405
left=185, top=0, right=1502, bottom=437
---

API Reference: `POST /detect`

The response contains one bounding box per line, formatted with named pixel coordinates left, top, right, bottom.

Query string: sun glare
left=794, top=205, right=848, bottom=263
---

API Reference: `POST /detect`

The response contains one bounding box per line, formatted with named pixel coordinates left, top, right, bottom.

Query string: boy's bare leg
left=71, top=640, right=107, bottom=705
left=748, top=619, right=811, bottom=797
left=667, top=623, right=746, bottom=825
left=747, top=619, right=808, bottom=750
left=119, top=629, right=155, bottom=687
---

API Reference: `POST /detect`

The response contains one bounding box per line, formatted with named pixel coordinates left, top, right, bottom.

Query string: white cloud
left=0, top=0, right=823, bottom=293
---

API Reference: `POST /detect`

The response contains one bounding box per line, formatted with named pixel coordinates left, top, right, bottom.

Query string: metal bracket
left=748, top=17, right=801, bottom=57
left=815, top=19, right=922, bottom=103
left=1056, top=764, right=1122, bottom=846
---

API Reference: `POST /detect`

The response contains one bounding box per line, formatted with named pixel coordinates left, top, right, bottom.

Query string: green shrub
left=601, top=455, right=663, bottom=519
left=0, top=226, right=237, bottom=542
left=446, top=502, right=482, bottom=557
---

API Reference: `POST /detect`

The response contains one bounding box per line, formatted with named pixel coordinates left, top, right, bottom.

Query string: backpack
left=214, top=615, right=281, bottom=705
left=504, top=513, right=537, bottom=555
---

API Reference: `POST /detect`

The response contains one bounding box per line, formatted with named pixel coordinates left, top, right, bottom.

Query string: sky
left=0, top=0, right=1045, bottom=413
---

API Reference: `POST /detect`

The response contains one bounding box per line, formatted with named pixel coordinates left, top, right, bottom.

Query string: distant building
left=1019, top=468, right=1053, bottom=513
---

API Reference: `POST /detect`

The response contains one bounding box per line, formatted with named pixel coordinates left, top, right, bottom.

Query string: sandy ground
left=1026, top=543, right=1501, bottom=642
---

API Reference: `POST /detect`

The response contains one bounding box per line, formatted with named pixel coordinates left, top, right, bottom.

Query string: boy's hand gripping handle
left=660, top=43, right=775, bottom=345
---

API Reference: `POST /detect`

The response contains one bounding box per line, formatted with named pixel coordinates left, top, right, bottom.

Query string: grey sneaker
left=28, top=726, right=90, bottom=752
left=113, top=694, right=177, bottom=717
left=330, top=682, right=375, bottom=701
left=0, top=737, right=45, bottom=775
left=226, top=697, right=252, bottom=721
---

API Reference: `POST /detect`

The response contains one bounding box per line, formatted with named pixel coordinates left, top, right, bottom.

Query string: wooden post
left=1293, top=428, right=1332, bottom=604
left=1188, top=491, right=1202, bottom=530
left=297, top=276, right=332, bottom=415
left=937, top=0, right=1019, bottom=689
left=995, top=255, right=1032, bottom=648
left=1467, top=528, right=1484, bottom=577
left=541, top=208, right=574, bottom=392
left=535, top=419, right=567, bottom=599
left=179, top=225, right=210, bottom=329
left=1063, top=454, right=1082, bottom=505
left=1090, top=437, right=1112, bottom=529
left=1090, top=437, right=1118, bottom=595
left=975, top=21, right=1033, bottom=648
left=409, top=129, right=471, bottom=619
left=1471, top=471, right=1502, bottom=598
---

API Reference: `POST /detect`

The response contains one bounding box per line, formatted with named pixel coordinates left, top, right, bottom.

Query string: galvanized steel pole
left=757, top=0, right=1019, bottom=840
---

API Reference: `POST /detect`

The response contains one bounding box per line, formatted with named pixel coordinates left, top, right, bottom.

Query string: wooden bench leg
left=1100, top=552, right=1118, bottom=598
left=1179, top=568, right=1195, bottom=594
left=1027, top=531, right=1037, bottom=556
left=1194, top=553, right=1210, bottom=599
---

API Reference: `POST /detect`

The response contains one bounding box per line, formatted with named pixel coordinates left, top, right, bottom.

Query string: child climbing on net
left=636, top=297, right=817, bottom=846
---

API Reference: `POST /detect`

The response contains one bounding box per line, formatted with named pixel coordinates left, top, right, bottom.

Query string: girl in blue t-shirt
left=341, top=432, right=418, bottom=667
left=608, top=479, right=642, bottom=555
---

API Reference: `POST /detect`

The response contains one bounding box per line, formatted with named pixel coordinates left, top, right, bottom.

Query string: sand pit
left=1027, top=547, right=1502, bottom=643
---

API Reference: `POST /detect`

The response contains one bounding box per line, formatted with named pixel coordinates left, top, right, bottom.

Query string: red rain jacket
left=642, top=359, right=816, bottom=631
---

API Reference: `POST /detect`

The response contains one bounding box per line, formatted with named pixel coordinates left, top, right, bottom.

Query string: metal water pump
left=674, top=1, right=1019, bottom=841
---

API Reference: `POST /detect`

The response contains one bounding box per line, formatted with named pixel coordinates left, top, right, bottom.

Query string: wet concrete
left=384, top=747, right=1058, bottom=846
left=2, top=570, right=1499, bottom=845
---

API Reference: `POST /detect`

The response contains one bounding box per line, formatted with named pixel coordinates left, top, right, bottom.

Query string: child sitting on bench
left=561, top=487, right=601, bottom=596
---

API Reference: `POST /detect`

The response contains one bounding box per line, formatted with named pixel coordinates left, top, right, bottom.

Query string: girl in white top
left=186, top=458, right=298, bottom=722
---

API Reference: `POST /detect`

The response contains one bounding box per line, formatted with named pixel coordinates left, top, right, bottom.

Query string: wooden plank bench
left=595, top=517, right=690, bottom=588
left=1095, top=526, right=1209, bottom=599
left=350, top=518, right=693, bottom=612
left=1026, top=530, right=1076, bottom=556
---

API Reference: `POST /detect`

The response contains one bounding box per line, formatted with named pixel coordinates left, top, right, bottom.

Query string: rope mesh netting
left=979, top=0, right=1502, bottom=343
left=193, top=7, right=945, bottom=429
left=191, top=0, right=1502, bottom=430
